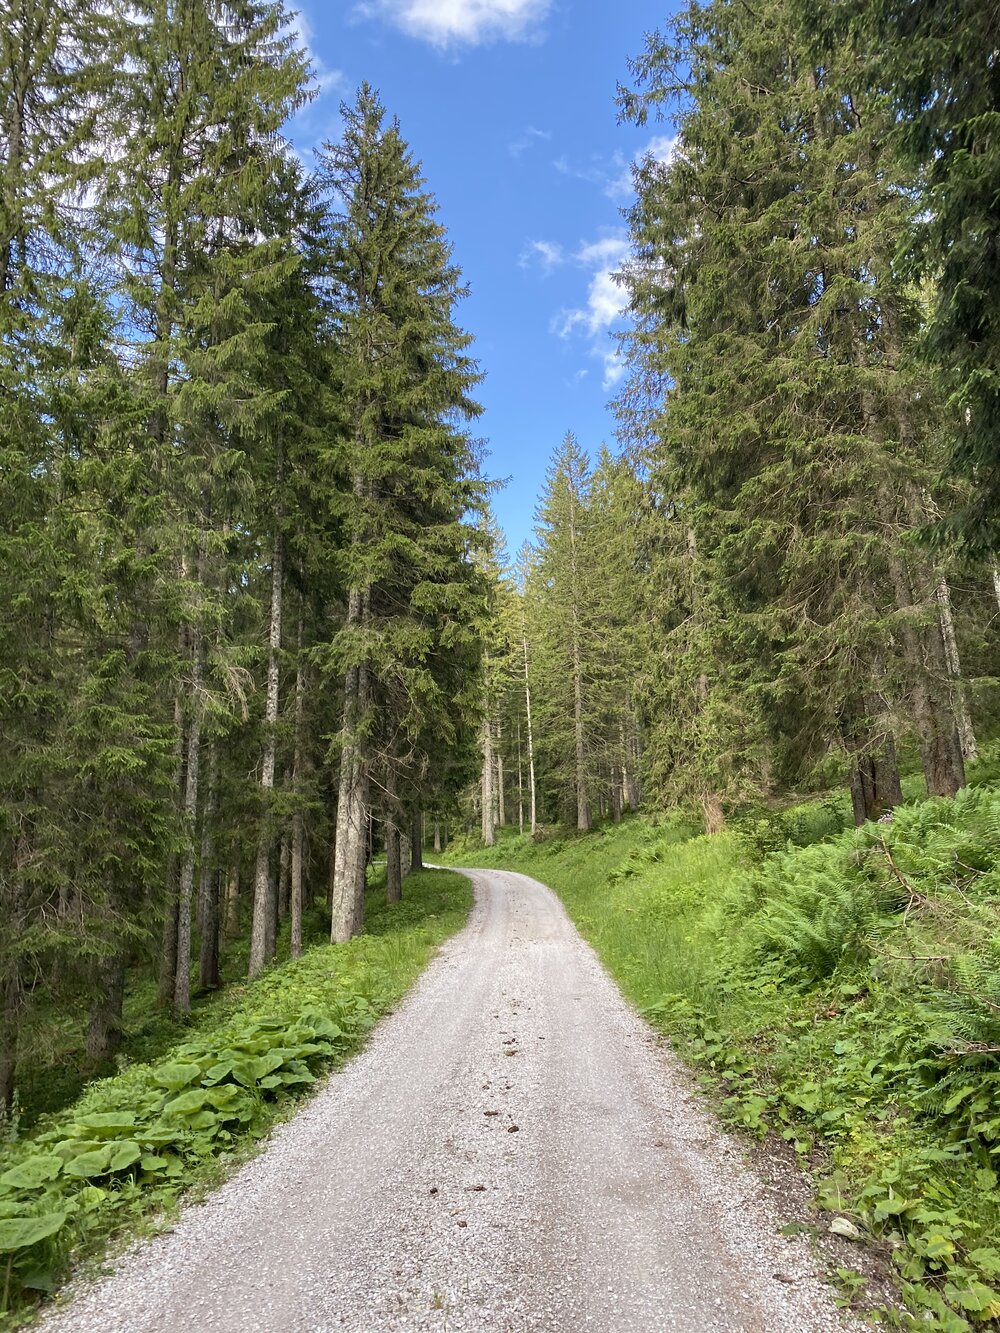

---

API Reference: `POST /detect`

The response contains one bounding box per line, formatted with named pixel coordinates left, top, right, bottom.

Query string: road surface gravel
left=42, top=868, right=861, bottom=1333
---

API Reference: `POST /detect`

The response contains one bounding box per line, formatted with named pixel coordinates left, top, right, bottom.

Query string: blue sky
left=289, top=0, right=678, bottom=555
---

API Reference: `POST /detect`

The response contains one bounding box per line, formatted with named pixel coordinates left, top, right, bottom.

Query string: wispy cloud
left=510, top=126, right=552, bottom=158
left=553, top=234, right=632, bottom=390
left=519, top=238, right=565, bottom=273
left=604, top=135, right=678, bottom=199
left=555, top=136, right=679, bottom=202
left=358, top=0, right=551, bottom=47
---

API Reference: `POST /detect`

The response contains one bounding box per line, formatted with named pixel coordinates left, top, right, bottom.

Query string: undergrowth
left=444, top=787, right=1000, bottom=1332
left=0, top=869, right=471, bottom=1326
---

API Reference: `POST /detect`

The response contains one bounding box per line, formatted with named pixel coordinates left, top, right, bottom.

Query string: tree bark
left=196, top=745, right=218, bottom=988
left=0, top=975, right=21, bottom=1114
left=522, top=625, right=537, bottom=835
left=849, top=737, right=904, bottom=825
left=568, top=479, right=590, bottom=832
left=331, top=589, right=370, bottom=943
left=496, top=739, right=506, bottom=828
left=291, top=617, right=306, bottom=959
left=386, top=821, right=402, bottom=904
left=433, top=819, right=442, bottom=853
left=889, top=552, right=965, bottom=797
left=223, top=867, right=240, bottom=940
left=410, top=811, right=423, bottom=873
left=249, top=521, right=284, bottom=978
left=277, top=830, right=291, bottom=923
left=85, top=954, right=126, bottom=1064
left=480, top=718, right=495, bottom=846
left=936, top=576, right=977, bottom=761
left=174, top=652, right=203, bottom=1013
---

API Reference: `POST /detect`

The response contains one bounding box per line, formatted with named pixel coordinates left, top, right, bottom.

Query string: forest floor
left=39, top=868, right=858, bottom=1333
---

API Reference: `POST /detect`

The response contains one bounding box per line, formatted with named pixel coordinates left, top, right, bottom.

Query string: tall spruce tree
left=318, top=86, right=483, bottom=942
left=621, top=0, right=967, bottom=821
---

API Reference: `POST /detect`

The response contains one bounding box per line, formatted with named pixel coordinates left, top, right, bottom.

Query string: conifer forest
left=2, top=0, right=1000, bottom=1329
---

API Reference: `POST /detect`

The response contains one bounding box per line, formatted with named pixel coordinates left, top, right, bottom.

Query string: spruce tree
left=317, top=86, right=483, bottom=941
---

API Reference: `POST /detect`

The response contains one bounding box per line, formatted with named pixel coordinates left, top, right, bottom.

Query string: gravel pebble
left=41, top=868, right=863, bottom=1333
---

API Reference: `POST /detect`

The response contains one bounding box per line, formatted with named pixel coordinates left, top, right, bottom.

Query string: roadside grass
left=444, top=777, right=1000, bottom=1333
left=0, top=869, right=472, bottom=1327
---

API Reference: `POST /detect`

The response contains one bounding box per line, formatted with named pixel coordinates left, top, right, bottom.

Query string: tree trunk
left=936, top=576, right=977, bottom=761
left=85, top=954, right=126, bottom=1064
left=410, top=811, right=423, bottom=873
left=174, top=634, right=205, bottom=1014
left=0, top=976, right=21, bottom=1114
left=568, top=479, right=590, bottom=832
left=573, top=630, right=590, bottom=831
left=386, top=820, right=402, bottom=904
left=249, top=523, right=284, bottom=978
left=889, top=553, right=966, bottom=797
left=611, top=771, right=622, bottom=824
left=277, top=831, right=291, bottom=923
left=849, top=735, right=904, bottom=825
left=290, top=813, right=304, bottom=958
left=291, top=616, right=306, bottom=960
left=521, top=623, right=538, bottom=835
left=480, top=718, right=495, bottom=846
left=433, top=819, right=442, bottom=853
left=224, top=867, right=240, bottom=941
left=157, top=689, right=187, bottom=1007
left=496, top=742, right=506, bottom=828
left=196, top=746, right=218, bottom=988
left=331, top=587, right=370, bottom=943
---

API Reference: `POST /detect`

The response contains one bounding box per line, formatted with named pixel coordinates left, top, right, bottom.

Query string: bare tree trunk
left=496, top=734, right=506, bottom=828
left=849, top=739, right=904, bottom=825
left=386, top=822, right=402, bottom=904
left=481, top=719, right=495, bottom=846
left=433, top=819, right=442, bottom=853
left=224, top=867, right=240, bottom=941
left=0, top=976, right=21, bottom=1113
left=936, top=576, right=977, bottom=761
left=568, top=480, right=590, bottom=832
left=611, top=770, right=622, bottom=824
left=196, top=745, right=218, bottom=988
left=157, top=688, right=187, bottom=1007
left=573, top=631, right=590, bottom=831
left=410, top=811, right=423, bottom=873
left=249, top=524, right=284, bottom=978
left=889, top=553, right=965, bottom=797
left=522, top=627, right=537, bottom=835
left=198, top=864, right=220, bottom=991
left=291, top=616, right=306, bottom=960
left=516, top=716, right=524, bottom=836
left=277, top=830, right=291, bottom=923
left=86, top=955, right=126, bottom=1063
left=174, top=644, right=204, bottom=1013
left=331, top=589, right=370, bottom=943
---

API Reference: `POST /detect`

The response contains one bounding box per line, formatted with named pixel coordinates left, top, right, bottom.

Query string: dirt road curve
left=43, top=869, right=858, bottom=1333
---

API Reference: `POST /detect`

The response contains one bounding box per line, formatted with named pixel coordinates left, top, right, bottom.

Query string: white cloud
left=606, top=136, right=677, bottom=198
left=359, top=0, right=551, bottom=46
left=510, top=126, right=552, bottom=157
left=519, top=238, right=565, bottom=272
left=556, top=136, right=679, bottom=201
left=553, top=233, right=632, bottom=390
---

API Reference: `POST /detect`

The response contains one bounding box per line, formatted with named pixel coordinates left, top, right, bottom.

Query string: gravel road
left=43, top=868, right=860, bottom=1333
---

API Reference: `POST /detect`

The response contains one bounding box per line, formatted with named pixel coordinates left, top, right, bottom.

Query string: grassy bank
left=443, top=793, right=1000, bottom=1332
left=0, top=869, right=471, bottom=1326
